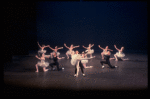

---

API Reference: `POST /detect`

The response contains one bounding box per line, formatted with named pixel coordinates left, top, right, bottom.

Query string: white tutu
left=37, top=60, right=49, bottom=67
left=115, top=51, right=125, bottom=57
left=51, top=51, right=60, bottom=56
left=38, top=49, right=46, bottom=54
left=44, top=55, right=50, bottom=58
left=85, top=49, right=94, bottom=54
left=81, top=60, right=88, bottom=64
left=71, top=54, right=81, bottom=65
left=66, top=50, right=74, bottom=55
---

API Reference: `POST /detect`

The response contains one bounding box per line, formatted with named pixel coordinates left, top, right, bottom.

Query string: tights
left=100, top=55, right=115, bottom=68
left=75, top=60, right=84, bottom=74
left=50, top=56, right=61, bottom=71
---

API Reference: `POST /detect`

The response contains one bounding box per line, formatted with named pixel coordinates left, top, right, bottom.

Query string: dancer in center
left=48, top=45, right=63, bottom=59
left=81, top=51, right=94, bottom=68
left=82, top=44, right=94, bottom=58
left=50, top=52, right=65, bottom=71
left=64, top=43, right=80, bottom=59
left=98, top=45, right=113, bottom=59
left=71, top=50, right=94, bottom=77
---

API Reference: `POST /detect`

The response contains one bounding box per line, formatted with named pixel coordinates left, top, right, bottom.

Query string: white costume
left=38, top=49, right=46, bottom=54
left=81, top=56, right=88, bottom=64
left=66, top=50, right=74, bottom=55
left=71, top=54, right=78, bottom=66
left=37, top=59, right=49, bottom=67
left=85, top=47, right=94, bottom=54
left=115, top=51, right=125, bottom=58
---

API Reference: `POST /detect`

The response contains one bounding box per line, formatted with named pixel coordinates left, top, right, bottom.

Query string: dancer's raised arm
left=91, top=44, right=94, bottom=47
left=35, top=55, right=41, bottom=60
left=49, top=46, right=55, bottom=50
left=73, top=45, right=80, bottom=48
left=58, top=47, right=63, bottom=50
left=114, top=45, right=120, bottom=51
left=37, top=42, right=42, bottom=48
left=44, top=45, right=50, bottom=48
left=82, top=45, right=88, bottom=49
left=107, top=48, right=113, bottom=51
left=64, top=43, right=70, bottom=49
left=98, top=45, right=104, bottom=50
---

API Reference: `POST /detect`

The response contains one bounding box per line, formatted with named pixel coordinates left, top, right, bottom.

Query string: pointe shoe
left=35, top=70, right=39, bottom=72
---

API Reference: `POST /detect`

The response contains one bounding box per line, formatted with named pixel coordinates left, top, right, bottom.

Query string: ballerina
left=48, top=45, right=63, bottom=59
left=35, top=53, right=50, bottom=72
left=50, top=52, right=65, bottom=71
left=110, top=45, right=129, bottom=61
left=81, top=51, right=94, bottom=68
left=37, top=42, right=50, bottom=56
left=82, top=44, right=94, bottom=58
left=98, top=45, right=113, bottom=59
left=64, top=43, right=80, bottom=59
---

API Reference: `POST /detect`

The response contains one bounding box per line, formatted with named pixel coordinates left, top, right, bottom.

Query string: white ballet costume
left=115, top=51, right=125, bottom=58
left=38, top=49, right=46, bottom=54
left=71, top=54, right=81, bottom=66
left=85, top=48, right=94, bottom=54
left=81, top=56, right=88, bottom=64
left=81, top=59, right=88, bottom=64
left=37, top=59, right=49, bottom=67
left=66, top=50, right=74, bottom=55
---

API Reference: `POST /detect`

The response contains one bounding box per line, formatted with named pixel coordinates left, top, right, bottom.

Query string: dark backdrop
left=3, top=1, right=147, bottom=62
left=36, top=1, right=147, bottom=52
left=3, top=2, right=37, bottom=62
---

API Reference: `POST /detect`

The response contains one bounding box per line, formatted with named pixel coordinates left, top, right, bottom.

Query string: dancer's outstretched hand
left=35, top=55, right=38, bottom=58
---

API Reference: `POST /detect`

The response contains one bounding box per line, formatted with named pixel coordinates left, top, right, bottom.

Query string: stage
left=4, top=50, right=148, bottom=96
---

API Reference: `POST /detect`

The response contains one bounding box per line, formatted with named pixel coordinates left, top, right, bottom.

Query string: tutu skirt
left=115, top=52, right=125, bottom=57
left=81, top=60, right=88, bottom=64
left=71, top=59, right=78, bottom=65
left=85, top=49, right=94, bottom=54
left=71, top=54, right=80, bottom=65
left=38, top=49, right=46, bottom=54
left=66, top=50, right=74, bottom=55
left=37, top=60, right=49, bottom=67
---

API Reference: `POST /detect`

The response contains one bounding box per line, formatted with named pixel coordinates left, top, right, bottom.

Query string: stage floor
left=4, top=51, right=148, bottom=96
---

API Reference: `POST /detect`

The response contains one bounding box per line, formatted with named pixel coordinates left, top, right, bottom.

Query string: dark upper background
left=3, top=1, right=147, bottom=62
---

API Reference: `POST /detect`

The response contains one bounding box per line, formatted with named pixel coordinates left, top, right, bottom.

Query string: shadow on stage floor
left=4, top=51, right=148, bottom=96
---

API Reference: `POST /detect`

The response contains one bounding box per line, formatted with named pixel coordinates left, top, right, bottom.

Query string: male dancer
left=100, top=51, right=117, bottom=69
left=50, top=52, right=65, bottom=71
